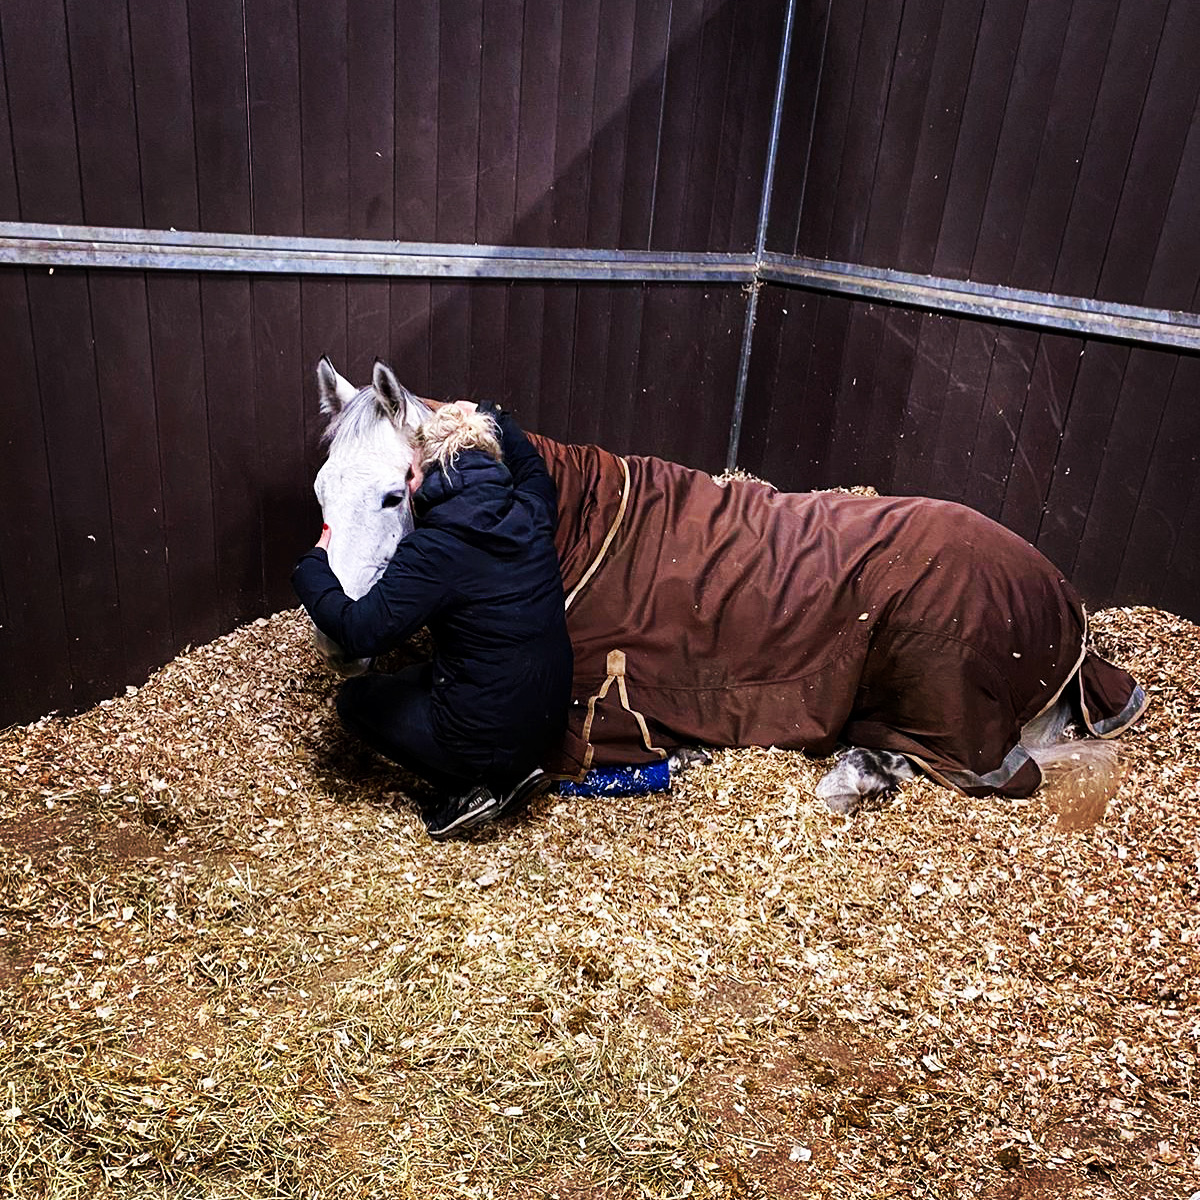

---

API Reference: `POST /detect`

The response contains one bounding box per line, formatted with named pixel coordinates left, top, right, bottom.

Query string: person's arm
left=292, top=537, right=450, bottom=660
left=477, top=402, right=558, bottom=532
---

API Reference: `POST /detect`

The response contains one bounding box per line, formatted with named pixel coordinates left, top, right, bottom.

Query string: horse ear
left=372, top=360, right=413, bottom=424
left=317, top=357, right=358, bottom=415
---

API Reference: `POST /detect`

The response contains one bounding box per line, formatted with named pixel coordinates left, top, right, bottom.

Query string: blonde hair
left=414, top=406, right=502, bottom=473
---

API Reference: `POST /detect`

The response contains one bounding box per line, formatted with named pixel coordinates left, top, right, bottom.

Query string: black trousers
left=335, top=665, right=537, bottom=797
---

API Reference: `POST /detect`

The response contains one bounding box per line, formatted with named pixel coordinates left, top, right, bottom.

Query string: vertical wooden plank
left=930, top=0, right=1026, bottom=278
left=246, top=0, right=303, bottom=236
left=1095, top=0, right=1200, bottom=305
left=25, top=271, right=124, bottom=700
left=246, top=0, right=304, bottom=614
left=88, top=273, right=174, bottom=684
left=1007, top=0, right=1120, bottom=291
left=743, top=288, right=821, bottom=487
left=823, top=303, right=890, bottom=488
left=790, top=293, right=855, bottom=488
left=1070, top=349, right=1177, bottom=605
left=0, top=270, right=71, bottom=724
left=647, top=0, right=705, bottom=252
left=1162, top=469, right=1200, bottom=620
left=857, top=0, right=947, bottom=270
left=824, top=0, right=905, bottom=264
left=690, top=285, right=745, bottom=473
left=513, top=0, right=561, bottom=246
left=619, top=0, right=672, bottom=249
left=551, top=0, right=601, bottom=245
left=59, top=5, right=169, bottom=685
left=0, top=15, right=19, bottom=220
left=345, top=0, right=395, bottom=380
left=893, top=0, right=985, bottom=272
left=188, top=0, right=252, bottom=232
left=476, top=0, right=522, bottom=243
left=586, top=0, right=637, bottom=248
left=924, top=321, right=998, bottom=504
left=634, top=283, right=688, bottom=458
left=298, top=0, right=350, bottom=463
left=299, top=0, right=348, bottom=238
left=858, top=308, right=921, bottom=493
left=1113, top=356, right=1200, bottom=604
left=129, top=0, right=201, bottom=230
left=504, top=0, right=563, bottom=426
left=566, top=282, right=616, bottom=448
left=705, top=0, right=778, bottom=254
left=1051, top=0, right=1169, bottom=299
left=597, top=283, right=648, bottom=454
left=0, top=0, right=82, bottom=222
left=569, top=1, right=637, bottom=443
left=148, top=275, right=219, bottom=650
left=470, top=0, right=522, bottom=392
left=890, top=312, right=959, bottom=497
left=253, top=279, right=307, bottom=613
left=198, top=275, right=262, bottom=629
left=432, top=2, right=483, bottom=393
left=1140, top=95, right=1200, bottom=312
left=389, top=2, right=438, bottom=387
left=967, top=1, right=1073, bottom=285
left=631, top=283, right=725, bottom=469
left=1034, top=342, right=1129, bottom=578
left=63, top=0, right=143, bottom=227
left=997, top=333, right=1083, bottom=542
left=793, top=0, right=868, bottom=260
left=676, top=0, right=734, bottom=252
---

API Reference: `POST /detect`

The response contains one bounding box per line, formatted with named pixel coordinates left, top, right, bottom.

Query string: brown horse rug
left=526, top=433, right=1147, bottom=798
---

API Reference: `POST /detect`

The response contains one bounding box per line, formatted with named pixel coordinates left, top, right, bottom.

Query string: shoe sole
left=491, top=771, right=552, bottom=821
left=426, top=792, right=499, bottom=840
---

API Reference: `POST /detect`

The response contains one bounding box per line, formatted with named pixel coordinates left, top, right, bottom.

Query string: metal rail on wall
left=2, top=220, right=1197, bottom=347
left=0, top=221, right=756, bottom=283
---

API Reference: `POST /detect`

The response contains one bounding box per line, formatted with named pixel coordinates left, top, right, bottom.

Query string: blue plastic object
left=557, top=759, right=672, bottom=797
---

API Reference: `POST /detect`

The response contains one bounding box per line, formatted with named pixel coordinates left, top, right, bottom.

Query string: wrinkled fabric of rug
left=1, top=603, right=1197, bottom=1200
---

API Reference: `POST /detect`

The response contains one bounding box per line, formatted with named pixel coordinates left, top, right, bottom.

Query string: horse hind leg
left=815, top=748, right=916, bottom=816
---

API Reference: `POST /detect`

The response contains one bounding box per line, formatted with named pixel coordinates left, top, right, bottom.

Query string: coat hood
left=413, top=450, right=534, bottom=554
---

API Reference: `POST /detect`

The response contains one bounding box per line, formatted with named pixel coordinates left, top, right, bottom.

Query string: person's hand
left=316, top=523, right=331, bottom=550
left=453, top=400, right=478, bottom=414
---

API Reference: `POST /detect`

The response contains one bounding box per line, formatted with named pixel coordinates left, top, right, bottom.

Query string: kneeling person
left=292, top=401, right=573, bottom=838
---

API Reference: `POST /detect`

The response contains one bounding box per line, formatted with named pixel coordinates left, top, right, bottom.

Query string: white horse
left=307, top=360, right=1135, bottom=817
left=309, top=358, right=433, bottom=675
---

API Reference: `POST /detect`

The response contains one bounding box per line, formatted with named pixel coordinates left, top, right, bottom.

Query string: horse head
left=310, top=357, right=431, bottom=675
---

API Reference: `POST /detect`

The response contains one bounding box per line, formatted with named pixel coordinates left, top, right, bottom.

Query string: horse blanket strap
left=564, top=456, right=630, bottom=613
left=577, top=649, right=668, bottom=775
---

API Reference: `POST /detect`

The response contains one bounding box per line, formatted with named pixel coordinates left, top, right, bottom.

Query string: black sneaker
left=491, top=768, right=551, bottom=821
left=425, top=786, right=499, bottom=840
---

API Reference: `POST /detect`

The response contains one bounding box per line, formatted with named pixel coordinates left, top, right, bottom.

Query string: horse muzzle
left=309, top=623, right=371, bottom=677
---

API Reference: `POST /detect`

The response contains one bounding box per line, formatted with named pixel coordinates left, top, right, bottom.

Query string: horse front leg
left=815, top=748, right=915, bottom=815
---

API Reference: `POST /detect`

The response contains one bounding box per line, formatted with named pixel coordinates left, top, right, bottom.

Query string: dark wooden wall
left=3, top=0, right=1199, bottom=729
left=741, top=0, right=1200, bottom=620
left=0, top=0, right=779, bottom=726
left=0, top=0, right=778, bottom=253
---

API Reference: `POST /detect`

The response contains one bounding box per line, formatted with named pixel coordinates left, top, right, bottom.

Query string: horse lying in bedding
left=309, top=360, right=1147, bottom=817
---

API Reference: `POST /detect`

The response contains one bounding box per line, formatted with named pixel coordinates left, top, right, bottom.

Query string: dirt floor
left=1, top=604, right=1198, bottom=1199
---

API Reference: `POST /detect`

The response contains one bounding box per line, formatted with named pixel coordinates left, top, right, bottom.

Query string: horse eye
left=382, top=491, right=405, bottom=509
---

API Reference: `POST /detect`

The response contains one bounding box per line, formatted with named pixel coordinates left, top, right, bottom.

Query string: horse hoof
left=822, top=792, right=860, bottom=816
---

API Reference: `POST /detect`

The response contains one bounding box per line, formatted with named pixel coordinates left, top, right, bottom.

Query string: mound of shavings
left=1, top=604, right=1198, bottom=1200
